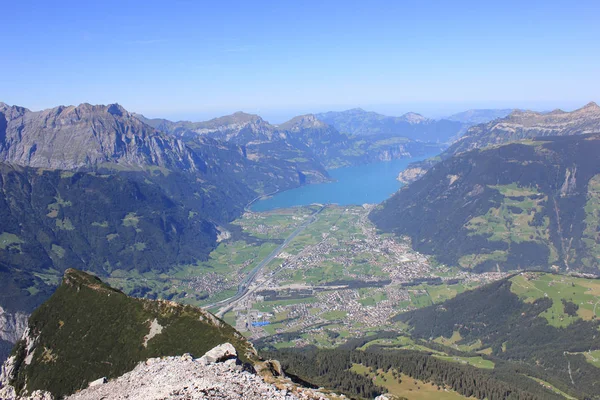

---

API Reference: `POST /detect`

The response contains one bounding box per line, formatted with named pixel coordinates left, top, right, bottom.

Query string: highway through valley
left=206, top=204, right=326, bottom=317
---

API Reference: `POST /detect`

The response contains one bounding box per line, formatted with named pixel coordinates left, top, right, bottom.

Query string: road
left=205, top=204, right=327, bottom=317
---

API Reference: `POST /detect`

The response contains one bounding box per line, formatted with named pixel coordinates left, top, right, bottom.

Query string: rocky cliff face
left=0, top=308, right=27, bottom=346
left=0, top=103, right=201, bottom=172
left=137, top=112, right=330, bottom=184
left=0, top=308, right=28, bottom=363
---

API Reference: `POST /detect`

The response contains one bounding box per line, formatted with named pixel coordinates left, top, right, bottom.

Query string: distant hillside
left=400, top=102, right=600, bottom=183
left=448, top=102, right=600, bottom=155
left=372, top=133, right=600, bottom=273
left=315, top=108, right=463, bottom=142
left=446, top=108, right=514, bottom=125
left=137, top=111, right=444, bottom=169
left=396, top=272, right=600, bottom=399
left=0, top=269, right=255, bottom=399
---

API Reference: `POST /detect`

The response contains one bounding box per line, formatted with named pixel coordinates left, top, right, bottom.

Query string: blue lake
left=251, top=154, right=435, bottom=211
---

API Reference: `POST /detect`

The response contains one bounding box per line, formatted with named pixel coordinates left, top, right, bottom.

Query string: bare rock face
left=397, top=166, right=427, bottom=184
left=0, top=307, right=28, bottom=344
left=0, top=103, right=201, bottom=172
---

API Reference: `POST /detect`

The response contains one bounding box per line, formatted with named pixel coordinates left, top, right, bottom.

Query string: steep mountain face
left=0, top=162, right=222, bottom=288
left=371, top=134, right=600, bottom=273
left=400, top=102, right=600, bottom=183
left=0, top=103, right=200, bottom=172
left=0, top=308, right=27, bottom=366
left=315, top=108, right=463, bottom=142
left=0, top=269, right=255, bottom=398
left=396, top=272, right=600, bottom=399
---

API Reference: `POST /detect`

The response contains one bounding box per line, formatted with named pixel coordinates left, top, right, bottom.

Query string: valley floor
left=106, top=204, right=507, bottom=349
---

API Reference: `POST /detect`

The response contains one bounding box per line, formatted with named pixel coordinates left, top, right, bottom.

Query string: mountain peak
left=2, top=269, right=256, bottom=398
left=278, top=114, right=325, bottom=130
left=62, top=268, right=121, bottom=294
left=107, top=103, right=127, bottom=116
left=580, top=101, right=600, bottom=111
left=400, top=112, right=428, bottom=124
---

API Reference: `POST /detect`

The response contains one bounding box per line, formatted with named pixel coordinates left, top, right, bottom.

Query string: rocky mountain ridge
left=448, top=101, right=600, bottom=154
left=0, top=103, right=200, bottom=172
left=399, top=101, right=600, bottom=184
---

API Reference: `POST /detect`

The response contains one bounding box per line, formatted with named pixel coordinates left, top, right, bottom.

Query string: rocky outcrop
left=198, top=343, right=237, bottom=364
left=397, top=166, right=428, bottom=184
left=64, top=344, right=336, bottom=400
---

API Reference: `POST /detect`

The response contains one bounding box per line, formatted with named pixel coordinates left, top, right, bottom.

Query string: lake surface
left=251, top=154, right=435, bottom=211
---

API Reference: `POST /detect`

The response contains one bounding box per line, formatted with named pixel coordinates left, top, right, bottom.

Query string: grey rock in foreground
left=1, top=342, right=340, bottom=400
left=67, top=353, right=329, bottom=400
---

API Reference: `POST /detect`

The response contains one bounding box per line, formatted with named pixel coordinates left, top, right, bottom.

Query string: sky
left=1, top=0, right=599, bottom=122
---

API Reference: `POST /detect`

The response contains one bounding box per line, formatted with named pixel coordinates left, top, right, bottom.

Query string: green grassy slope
left=371, top=133, right=600, bottom=273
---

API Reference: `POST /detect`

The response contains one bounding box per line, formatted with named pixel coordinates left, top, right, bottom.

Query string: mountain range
left=136, top=109, right=449, bottom=169
left=0, top=101, right=461, bottom=365
left=315, top=108, right=463, bottom=142
left=1, top=99, right=600, bottom=399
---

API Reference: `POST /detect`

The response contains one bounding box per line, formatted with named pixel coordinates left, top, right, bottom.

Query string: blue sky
left=1, top=0, right=599, bottom=122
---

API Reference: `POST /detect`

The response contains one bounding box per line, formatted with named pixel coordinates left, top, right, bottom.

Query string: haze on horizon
left=1, top=0, right=599, bottom=122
